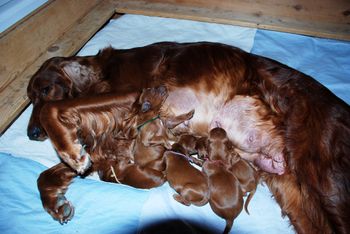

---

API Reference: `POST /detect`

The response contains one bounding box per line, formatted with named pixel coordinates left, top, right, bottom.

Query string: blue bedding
left=252, top=30, right=350, bottom=103
left=0, top=14, right=349, bottom=234
left=0, top=153, right=149, bottom=234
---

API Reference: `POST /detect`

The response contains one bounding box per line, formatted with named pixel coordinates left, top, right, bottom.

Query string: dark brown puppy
left=175, top=133, right=204, bottom=166
left=164, top=143, right=209, bottom=206
left=228, top=151, right=259, bottom=215
left=208, top=127, right=259, bottom=214
left=130, top=86, right=195, bottom=172
left=202, top=160, right=243, bottom=234
left=98, top=158, right=166, bottom=189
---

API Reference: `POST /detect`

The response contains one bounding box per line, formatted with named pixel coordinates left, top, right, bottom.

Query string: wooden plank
left=0, top=0, right=100, bottom=92
left=0, top=0, right=117, bottom=134
left=113, top=0, right=350, bottom=41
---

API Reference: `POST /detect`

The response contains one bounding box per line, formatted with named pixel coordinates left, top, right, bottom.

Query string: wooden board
left=0, top=0, right=117, bottom=134
left=113, top=0, right=350, bottom=41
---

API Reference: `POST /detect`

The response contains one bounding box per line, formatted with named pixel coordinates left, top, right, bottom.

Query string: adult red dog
left=27, top=42, right=350, bottom=233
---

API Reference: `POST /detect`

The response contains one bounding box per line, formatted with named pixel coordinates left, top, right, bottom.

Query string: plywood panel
left=114, top=0, right=350, bottom=40
left=0, top=0, right=117, bottom=134
left=0, top=0, right=100, bottom=92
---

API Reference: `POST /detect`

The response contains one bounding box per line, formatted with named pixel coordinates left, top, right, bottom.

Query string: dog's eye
left=141, top=101, right=151, bottom=112
left=41, top=86, right=51, bottom=96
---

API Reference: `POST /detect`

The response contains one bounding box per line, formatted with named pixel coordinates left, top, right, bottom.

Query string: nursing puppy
left=227, top=152, right=259, bottom=214
left=98, top=158, right=166, bottom=189
left=129, top=86, right=195, bottom=171
left=208, top=127, right=258, bottom=214
left=164, top=143, right=209, bottom=206
left=176, top=133, right=205, bottom=166
left=202, top=160, right=243, bottom=234
left=100, top=86, right=195, bottom=188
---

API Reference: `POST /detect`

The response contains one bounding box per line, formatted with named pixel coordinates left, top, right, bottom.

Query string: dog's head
left=27, top=56, right=103, bottom=141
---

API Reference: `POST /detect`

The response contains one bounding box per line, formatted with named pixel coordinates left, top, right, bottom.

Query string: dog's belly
left=211, top=95, right=286, bottom=175
left=164, top=90, right=286, bottom=174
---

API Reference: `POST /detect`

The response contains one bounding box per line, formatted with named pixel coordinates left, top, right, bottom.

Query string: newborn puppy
left=176, top=134, right=204, bottom=166
left=228, top=150, right=259, bottom=215
left=195, top=136, right=209, bottom=160
left=207, top=127, right=233, bottom=162
left=202, top=160, right=243, bottom=234
left=100, top=86, right=194, bottom=189
left=98, top=158, right=166, bottom=189
left=130, top=86, right=195, bottom=172
left=208, top=127, right=258, bottom=214
left=164, top=143, right=209, bottom=206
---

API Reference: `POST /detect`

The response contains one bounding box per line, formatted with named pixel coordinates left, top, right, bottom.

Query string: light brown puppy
left=202, top=160, right=243, bottom=234
left=164, top=143, right=209, bottom=206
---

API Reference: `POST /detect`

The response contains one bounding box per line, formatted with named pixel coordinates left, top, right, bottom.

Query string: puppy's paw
left=173, top=194, right=191, bottom=206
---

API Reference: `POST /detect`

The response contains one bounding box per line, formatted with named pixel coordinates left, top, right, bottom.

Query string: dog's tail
left=223, top=219, right=233, bottom=234
left=244, top=187, right=256, bottom=215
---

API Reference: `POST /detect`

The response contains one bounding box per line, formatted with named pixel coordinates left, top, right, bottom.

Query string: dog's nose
left=28, top=126, right=42, bottom=140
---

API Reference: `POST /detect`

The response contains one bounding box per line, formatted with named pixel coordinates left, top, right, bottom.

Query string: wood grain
left=0, top=0, right=117, bottom=134
left=113, top=0, right=350, bottom=40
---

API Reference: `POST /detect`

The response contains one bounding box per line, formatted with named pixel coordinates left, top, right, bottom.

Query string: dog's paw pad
left=45, top=195, right=75, bottom=224
left=57, top=201, right=74, bottom=224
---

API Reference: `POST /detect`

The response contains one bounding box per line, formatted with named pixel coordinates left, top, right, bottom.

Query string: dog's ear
left=60, top=61, right=98, bottom=92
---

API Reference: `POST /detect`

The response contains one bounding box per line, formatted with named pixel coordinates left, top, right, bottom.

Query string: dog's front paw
left=45, top=195, right=75, bottom=224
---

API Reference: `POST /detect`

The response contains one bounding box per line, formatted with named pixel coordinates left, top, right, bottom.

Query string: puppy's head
left=209, top=127, right=228, bottom=141
left=208, top=127, right=231, bottom=161
left=139, top=85, right=168, bottom=114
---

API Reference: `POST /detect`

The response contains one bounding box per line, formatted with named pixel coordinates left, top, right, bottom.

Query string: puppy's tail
left=223, top=219, right=233, bottom=234
left=244, top=188, right=256, bottom=215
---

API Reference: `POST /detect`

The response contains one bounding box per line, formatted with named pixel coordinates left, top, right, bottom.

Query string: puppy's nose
left=28, top=126, right=42, bottom=140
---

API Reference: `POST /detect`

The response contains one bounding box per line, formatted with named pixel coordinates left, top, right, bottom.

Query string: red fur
left=28, top=42, right=350, bottom=233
